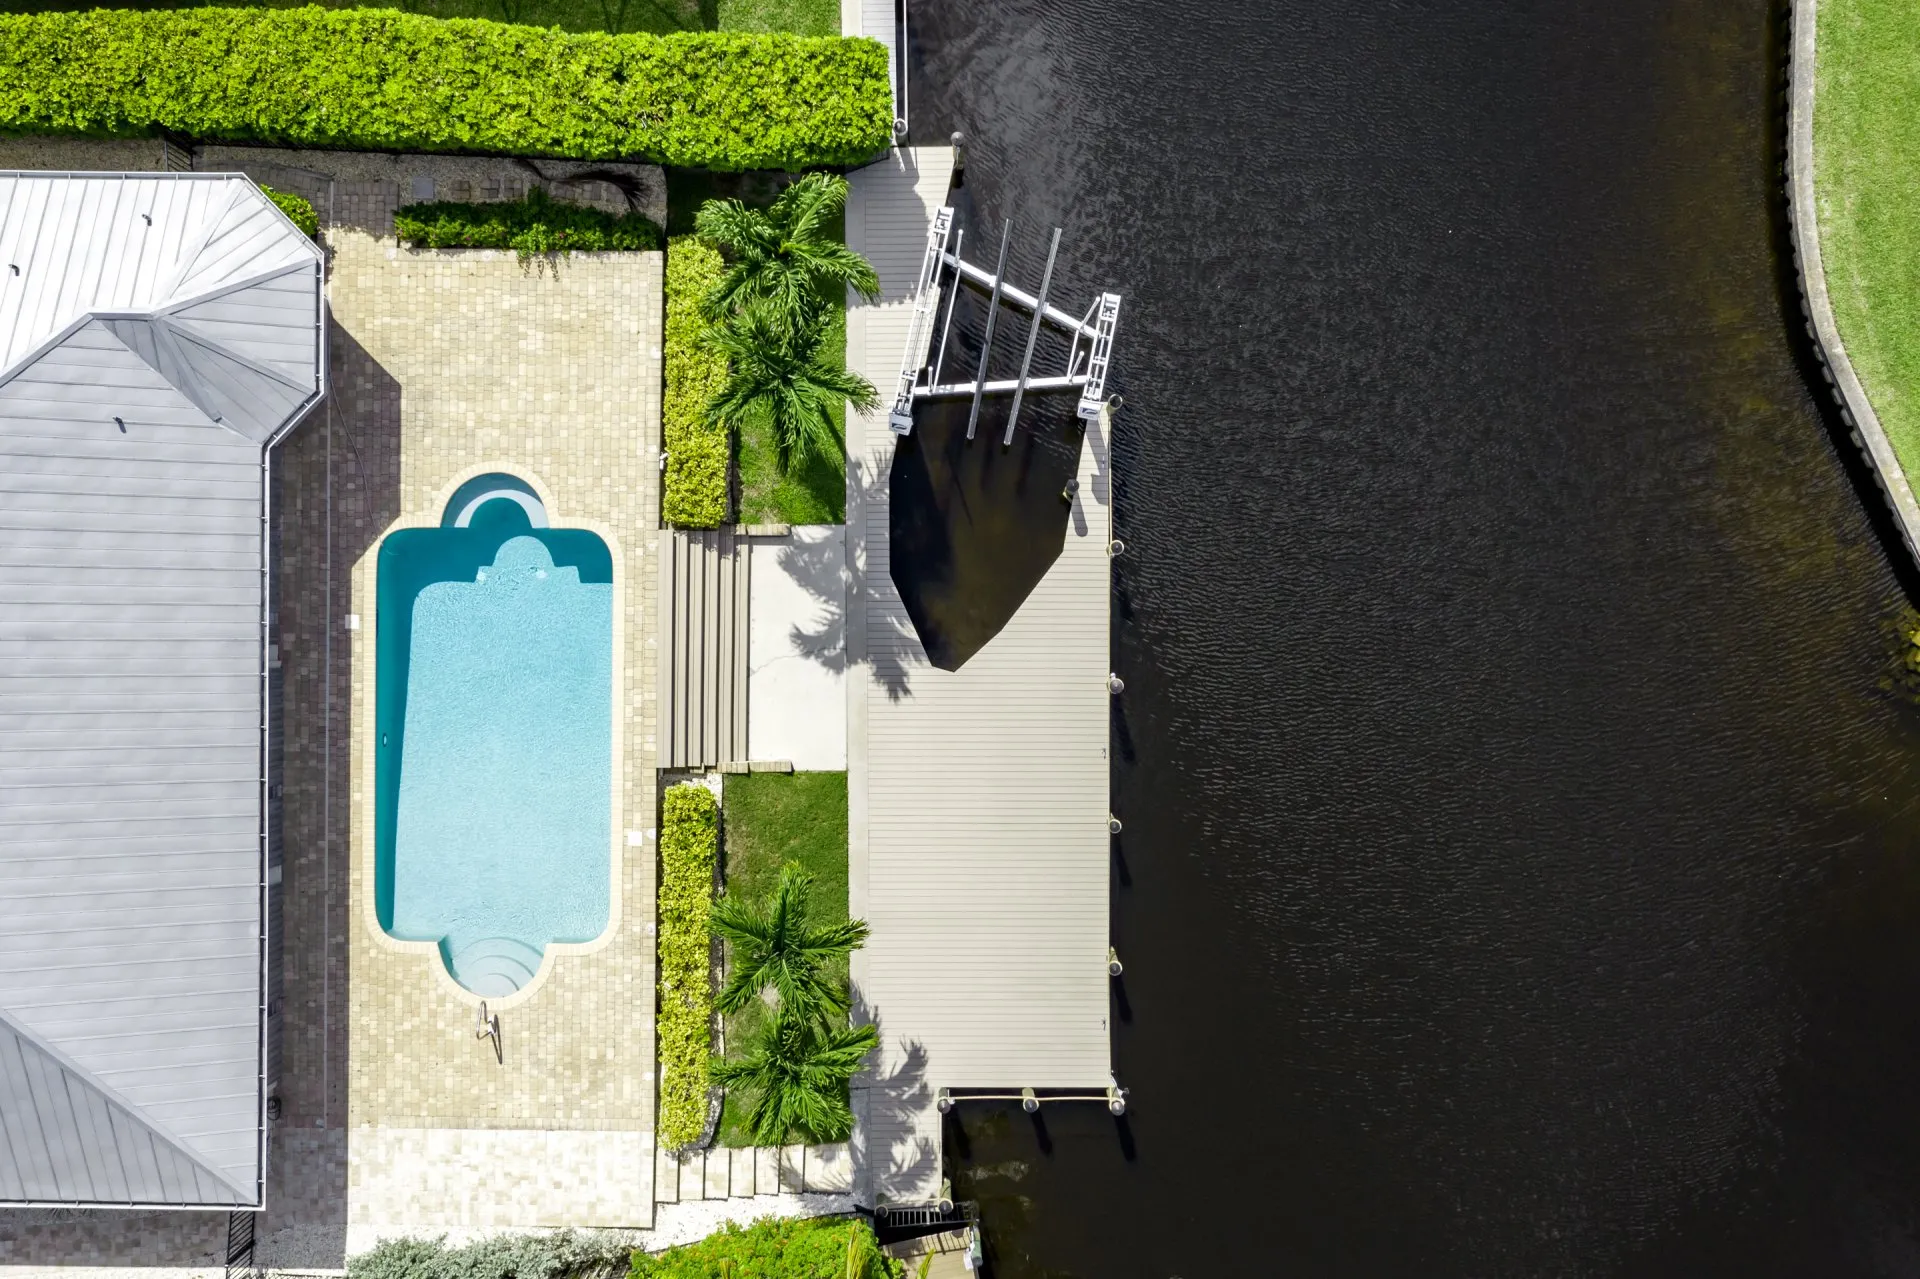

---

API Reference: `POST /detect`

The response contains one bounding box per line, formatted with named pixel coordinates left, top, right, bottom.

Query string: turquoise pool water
left=374, top=484, right=613, bottom=997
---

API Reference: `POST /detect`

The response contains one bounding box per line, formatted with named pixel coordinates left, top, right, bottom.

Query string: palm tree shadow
left=852, top=1026, right=936, bottom=1199
left=771, top=528, right=849, bottom=675
left=848, top=454, right=926, bottom=701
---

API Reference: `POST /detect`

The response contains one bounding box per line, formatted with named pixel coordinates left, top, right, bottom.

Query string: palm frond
left=773, top=171, right=848, bottom=245
left=693, top=198, right=777, bottom=257
left=713, top=1006, right=877, bottom=1145
left=802, top=239, right=881, bottom=302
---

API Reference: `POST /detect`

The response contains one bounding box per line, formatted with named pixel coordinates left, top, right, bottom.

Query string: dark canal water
left=907, top=0, right=1920, bottom=1273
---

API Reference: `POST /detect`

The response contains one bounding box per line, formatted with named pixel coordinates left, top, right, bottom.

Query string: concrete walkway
left=844, top=148, right=1115, bottom=1205
left=748, top=526, right=847, bottom=769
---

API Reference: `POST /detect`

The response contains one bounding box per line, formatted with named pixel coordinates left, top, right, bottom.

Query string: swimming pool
left=374, top=476, right=614, bottom=997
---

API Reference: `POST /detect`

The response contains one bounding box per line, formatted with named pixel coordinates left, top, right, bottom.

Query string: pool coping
left=356, top=461, right=630, bottom=1013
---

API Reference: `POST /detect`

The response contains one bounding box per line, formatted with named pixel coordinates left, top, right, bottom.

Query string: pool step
left=447, top=936, right=544, bottom=996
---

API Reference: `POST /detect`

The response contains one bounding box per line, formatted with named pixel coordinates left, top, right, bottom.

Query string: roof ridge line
left=159, top=259, right=321, bottom=324
left=163, top=313, right=312, bottom=395
left=152, top=180, right=243, bottom=308
left=0, top=1004, right=255, bottom=1203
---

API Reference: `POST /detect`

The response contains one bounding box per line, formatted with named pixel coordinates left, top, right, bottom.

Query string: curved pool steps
left=448, top=936, right=544, bottom=996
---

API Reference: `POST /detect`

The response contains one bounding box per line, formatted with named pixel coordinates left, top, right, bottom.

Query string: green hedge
left=663, top=236, right=731, bottom=527
left=260, top=184, right=318, bottom=238
left=659, top=783, right=718, bottom=1151
left=0, top=8, right=893, bottom=170
left=629, top=1217, right=901, bottom=1279
left=395, top=188, right=662, bottom=259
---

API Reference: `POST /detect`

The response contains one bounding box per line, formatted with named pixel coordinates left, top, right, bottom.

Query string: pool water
left=374, top=493, right=614, bottom=997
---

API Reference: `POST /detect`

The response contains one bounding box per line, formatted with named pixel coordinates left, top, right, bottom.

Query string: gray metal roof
left=0, top=1011, right=249, bottom=1205
left=0, top=173, right=324, bottom=1208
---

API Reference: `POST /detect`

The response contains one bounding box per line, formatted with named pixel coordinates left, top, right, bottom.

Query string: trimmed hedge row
left=0, top=7, right=893, bottom=171
left=260, top=185, right=318, bottom=238
left=663, top=236, right=731, bottom=527
left=629, top=1216, right=901, bottom=1279
left=395, top=188, right=662, bottom=259
left=658, top=783, right=718, bottom=1151
left=349, top=1230, right=630, bottom=1279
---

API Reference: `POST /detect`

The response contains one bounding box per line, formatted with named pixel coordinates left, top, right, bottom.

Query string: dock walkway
left=845, top=148, right=1115, bottom=1204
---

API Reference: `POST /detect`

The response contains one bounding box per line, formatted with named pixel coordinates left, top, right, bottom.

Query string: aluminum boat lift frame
left=888, top=207, right=1122, bottom=441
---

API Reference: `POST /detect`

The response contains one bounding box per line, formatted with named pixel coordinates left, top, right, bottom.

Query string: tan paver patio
left=327, top=230, right=664, bottom=1234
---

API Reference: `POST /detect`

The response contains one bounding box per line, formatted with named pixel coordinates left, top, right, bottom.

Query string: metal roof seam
left=0, top=1010, right=254, bottom=1205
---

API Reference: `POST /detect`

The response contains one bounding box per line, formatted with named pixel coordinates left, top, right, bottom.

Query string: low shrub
left=663, top=236, right=731, bottom=528
left=349, top=1229, right=630, bottom=1279
left=395, top=188, right=662, bottom=259
left=260, top=184, right=318, bottom=238
left=0, top=8, right=893, bottom=171
left=658, top=783, right=719, bottom=1150
left=628, top=1216, right=901, bottom=1279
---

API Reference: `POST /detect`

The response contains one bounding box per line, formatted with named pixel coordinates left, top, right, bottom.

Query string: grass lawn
left=736, top=292, right=847, bottom=525
left=668, top=186, right=850, bottom=526
left=715, top=770, right=848, bottom=1146
left=1816, top=0, right=1920, bottom=478
left=715, top=0, right=836, bottom=35
left=0, top=0, right=836, bottom=37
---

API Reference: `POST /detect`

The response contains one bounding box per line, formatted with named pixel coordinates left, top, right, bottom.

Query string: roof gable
left=0, top=1011, right=251, bottom=1206
left=0, top=173, right=322, bottom=445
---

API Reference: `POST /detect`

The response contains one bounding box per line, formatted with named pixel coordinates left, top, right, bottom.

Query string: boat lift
left=888, top=207, right=1122, bottom=442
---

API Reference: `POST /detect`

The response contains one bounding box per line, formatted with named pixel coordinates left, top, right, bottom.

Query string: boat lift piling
left=966, top=218, right=1015, bottom=441
left=888, top=206, right=1123, bottom=439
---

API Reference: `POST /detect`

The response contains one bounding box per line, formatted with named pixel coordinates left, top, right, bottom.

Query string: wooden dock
left=845, top=148, right=1115, bottom=1204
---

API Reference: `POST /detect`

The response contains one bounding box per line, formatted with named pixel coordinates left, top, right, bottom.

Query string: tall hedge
left=658, top=783, right=718, bottom=1151
left=629, top=1217, right=901, bottom=1279
left=0, top=8, right=893, bottom=171
left=663, top=236, right=731, bottom=527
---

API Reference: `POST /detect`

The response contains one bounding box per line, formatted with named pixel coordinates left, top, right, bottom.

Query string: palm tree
left=704, top=306, right=880, bottom=471
left=694, top=172, right=880, bottom=326
left=713, top=864, right=871, bottom=1020
left=710, top=1004, right=879, bottom=1145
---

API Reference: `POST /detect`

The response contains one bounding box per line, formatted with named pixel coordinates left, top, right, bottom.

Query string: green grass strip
left=0, top=7, right=891, bottom=170
left=658, top=783, right=717, bottom=1151
left=715, top=771, right=847, bottom=1147
left=1816, top=0, right=1920, bottom=479
left=664, top=235, right=731, bottom=527
left=735, top=295, right=846, bottom=524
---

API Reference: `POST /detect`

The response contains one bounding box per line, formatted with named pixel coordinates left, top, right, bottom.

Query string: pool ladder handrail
left=475, top=1000, right=502, bottom=1063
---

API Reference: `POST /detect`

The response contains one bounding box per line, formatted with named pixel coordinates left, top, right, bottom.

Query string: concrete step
left=658, top=526, right=750, bottom=769
left=653, top=1141, right=857, bottom=1206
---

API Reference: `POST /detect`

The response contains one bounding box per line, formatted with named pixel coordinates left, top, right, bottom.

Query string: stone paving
left=321, top=227, right=663, bottom=1233
left=196, top=146, right=667, bottom=238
